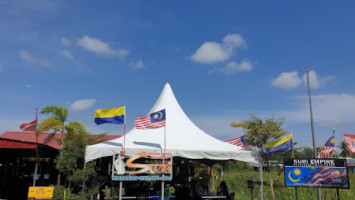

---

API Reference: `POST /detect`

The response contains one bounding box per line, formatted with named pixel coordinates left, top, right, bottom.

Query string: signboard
left=28, top=186, right=54, bottom=199
left=284, top=158, right=350, bottom=189
left=247, top=180, right=254, bottom=189
left=112, top=152, right=173, bottom=181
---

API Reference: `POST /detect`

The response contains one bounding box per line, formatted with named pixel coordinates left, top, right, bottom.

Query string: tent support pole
left=259, top=151, right=263, bottom=200
left=119, top=181, right=122, bottom=200
left=162, top=153, right=165, bottom=200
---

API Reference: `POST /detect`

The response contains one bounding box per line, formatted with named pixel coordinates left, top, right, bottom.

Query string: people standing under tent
left=175, top=181, right=193, bottom=200
left=217, top=181, right=229, bottom=199
left=194, top=180, right=204, bottom=200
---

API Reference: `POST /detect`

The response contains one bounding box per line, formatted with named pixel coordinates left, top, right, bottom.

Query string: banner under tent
left=85, top=82, right=259, bottom=166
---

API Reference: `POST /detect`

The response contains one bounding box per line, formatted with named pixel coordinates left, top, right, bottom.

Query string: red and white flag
left=225, top=135, right=254, bottom=149
left=317, top=136, right=335, bottom=158
left=20, top=119, right=38, bottom=131
left=344, top=134, right=355, bottom=154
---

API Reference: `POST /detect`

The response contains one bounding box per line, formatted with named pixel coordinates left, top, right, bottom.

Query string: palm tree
left=37, top=106, right=68, bottom=185
left=338, top=141, right=350, bottom=157
left=40, top=105, right=68, bottom=145
left=38, top=105, right=108, bottom=191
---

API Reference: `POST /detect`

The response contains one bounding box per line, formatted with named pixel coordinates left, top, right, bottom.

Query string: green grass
left=215, top=169, right=355, bottom=200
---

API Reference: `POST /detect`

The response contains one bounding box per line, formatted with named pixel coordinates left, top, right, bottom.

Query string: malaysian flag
left=317, top=136, right=335, bottom=158
left=311, top=167, right=333, bottom=185
left=310, top=167, right=348, bottom=187
left=135, top=109, right=166, bottom=129
left=225, top=135, right=254, bottom=149
left=19, top=119, right=38, bottom=131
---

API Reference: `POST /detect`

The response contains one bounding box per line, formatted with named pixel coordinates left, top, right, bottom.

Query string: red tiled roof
left=0, top=131, right=121, bottom=150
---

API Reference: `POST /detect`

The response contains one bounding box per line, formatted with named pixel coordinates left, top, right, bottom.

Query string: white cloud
left=19, top=50, right=33, bottom=62
left=319, top=119, right=346, bottom=128
left=19, top=50, right=51, bottom=67
left=271, top=70, right=333, bottom=90
left=191, top=114, right=245, bottom=139
left=191, top=42, right=229, bottom=64
left=131, top=60, right=145, bottom=69
left=61, top=50, right=74, bottom=60
left=26, top=84, right=32, bottom=88
left=77, top=35, right=129, bottom=58
left=301, top=70, right=334, bottom=89
left=271, top=71, right=302, bottom=90
left=60, top=37, right=70, bottom=46
left=70, top=99, right=96, bottom=111
left=190, top=33, right=245, bottom=64
left=209, top=61, right=253, bottom=75
left=223, top=34, right=245, bottom=48
left=282, top=94, right=355, bottom=126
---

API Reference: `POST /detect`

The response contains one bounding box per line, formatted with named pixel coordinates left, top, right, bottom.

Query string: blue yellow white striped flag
left=264, top=132, right=293, bottom=156
left=94, top=106, right=125, bottom=125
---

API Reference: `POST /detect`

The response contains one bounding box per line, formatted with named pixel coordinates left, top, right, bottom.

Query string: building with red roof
left=0, top=131, right=120, bottom=199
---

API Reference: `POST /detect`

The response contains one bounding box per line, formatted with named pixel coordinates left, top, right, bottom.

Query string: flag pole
left=119, top=106, right=126, bottom=200
left=291, top=130, right=298, bottom=200
left=162, top=111, right=167, bottom=200
left=123, top=106, right=126, bottom=155
left=306, top=66, right=321, bottom=200
left=33, top=108, right=39, bottom=186
left=332, top=129, right=335, bottom=157
left=164, top=116, right=166, bottom=155
left=259, top=147, right=263, bottom=200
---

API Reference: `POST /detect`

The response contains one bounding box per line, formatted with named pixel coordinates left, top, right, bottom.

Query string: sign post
left=247, top=180, right=254, bottom=199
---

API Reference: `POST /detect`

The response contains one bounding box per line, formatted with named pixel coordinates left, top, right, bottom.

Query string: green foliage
left=102, top=186, right=121, bottom=200
left=52, top=185, right=67, bottom=200
left=68, top=195, right=86, bottom=200
left=338, top=141, right=351, bottom=158
left=224, top=160, right=251, bottom=171
left=41, top=105, right=68, bottom=123
left=37, top=117, right=63, bottom=135
left=157, top=186, right=175, bottom=196
left=230, top=113, right=287, bottom=149
left=69, top=164, right=96, bottom=187
left=296, top=146, right=315, bottom=158
left=165, top=186, right=175, bottom=195
left=56, top=122, right=97, bottom=189
left=218, top=167, right=355, bottom=200
left=40, top=104, right=107, bottom=198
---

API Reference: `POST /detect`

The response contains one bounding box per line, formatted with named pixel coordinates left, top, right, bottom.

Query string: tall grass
left=215, top=167, right=355, bottom=200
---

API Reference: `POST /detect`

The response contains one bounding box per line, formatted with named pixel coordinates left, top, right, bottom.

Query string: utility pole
left=306, top=66, right=321, bottom=200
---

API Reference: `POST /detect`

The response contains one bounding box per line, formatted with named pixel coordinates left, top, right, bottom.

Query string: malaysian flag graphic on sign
left=225, top=135, right=254, bottom=149
left=309, top=167, right=348, bottom=187
left=317, top=136, right=335, bottom=158
left=135, top=109, right=166, bottom=129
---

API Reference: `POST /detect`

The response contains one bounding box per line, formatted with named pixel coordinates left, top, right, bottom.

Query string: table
left=201, top=195, right=227, bottom=199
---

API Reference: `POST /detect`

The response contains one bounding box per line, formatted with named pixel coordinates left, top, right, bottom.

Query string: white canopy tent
left=85, top=83, right=259, bottom=165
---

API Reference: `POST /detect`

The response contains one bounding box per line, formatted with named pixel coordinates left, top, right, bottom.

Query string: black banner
left=283, top=158, right=350, bottom=189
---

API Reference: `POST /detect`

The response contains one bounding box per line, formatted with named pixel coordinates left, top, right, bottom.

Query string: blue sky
left=1, top=1, right=355, bottom=149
